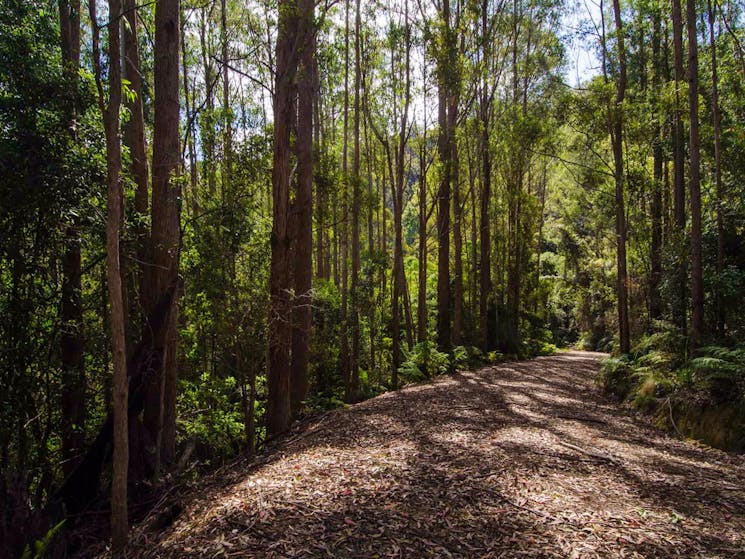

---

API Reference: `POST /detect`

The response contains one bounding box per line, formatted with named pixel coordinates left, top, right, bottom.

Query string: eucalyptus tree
left=90, top=0, right=128, bottom=548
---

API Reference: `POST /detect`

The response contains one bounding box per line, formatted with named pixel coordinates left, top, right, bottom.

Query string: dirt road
left=138, top=351, right=745, bottom=558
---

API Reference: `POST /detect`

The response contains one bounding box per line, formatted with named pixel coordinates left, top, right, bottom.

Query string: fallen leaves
left=121, top=352, right=745, bottom=559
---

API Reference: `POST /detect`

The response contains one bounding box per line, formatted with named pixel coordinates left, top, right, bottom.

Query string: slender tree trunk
left=394, top=1, right=412, bottom=379
left=436, top=0, right=453, bottom=351
left=468, top=147, right=478, bottom=335
left=59, top=0, right=86, bottom=479
left=671, top=0, right=687, bottom=335
left=199, top=7, right=216, bottom=197
left=122, top=0, right=150, bottom=316
left=290, top=0, right=314, bottom=416
left=340, top=0, right=351, bottom=402
left=479, top=0, right=492, bottom=351
left=315, top=85, right=326, bottom=280
left=91, top=0, right=128, bottom=551
left=707, top=0, right=725, bottom=334
left=504, top=0, right=522, bottom=354
left=267, top=0, right=298, bottom=437
left=650, top=7, right=664, bottom=321
left=687, top=0, right=704, bottom=345
left=349, top=0, right=361, bottom=400
left=452, top=115, right=463, bottom=346
left=418, top=135, right=428, bottom=344
left=243, top=365, right=256, bottom=455
left=363, top=104, right=377, bottom=378
left=147, top=0, right=181, bottom=469
left=611, top=0, right=630, bottom=354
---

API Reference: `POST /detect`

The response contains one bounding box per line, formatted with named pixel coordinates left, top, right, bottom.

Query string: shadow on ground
left=132, top=351, right=745, bottom=559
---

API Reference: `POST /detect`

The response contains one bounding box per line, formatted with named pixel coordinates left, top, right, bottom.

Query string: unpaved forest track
left=137, top=351, right=745, bottom=558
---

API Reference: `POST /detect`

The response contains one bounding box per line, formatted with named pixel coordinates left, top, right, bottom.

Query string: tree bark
left=267, top=0, right=297, bottom=437
left=671, top=0, right=687, bottom=335
left=291, top=0, right=314, bottom=417
left=611, top=0, right=630, bottom=354
left=122, top=0, right=150, bottom=317
left=707, top=0, right=725, bottom=334
left=418, top=133, right=428, bottom=344
left=688, top=0, right=704, bottom=345
left=339, top=0, right=351, bottom=401
left=349, top=0, right=362, bottom=400
left=91, top=0, right=128, bottom=551
left=58, top=0, right=86, bottom=479
left=650, top=6, right=663, bottom=322
left=147, top=0, right=181, bottom=469
left=479, top=0, right=492, bottom=351
left=436, top=0, right=453, bottom=351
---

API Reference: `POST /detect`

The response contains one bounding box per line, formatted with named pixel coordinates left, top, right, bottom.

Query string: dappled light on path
left=136, top=351, right=745, bottom=558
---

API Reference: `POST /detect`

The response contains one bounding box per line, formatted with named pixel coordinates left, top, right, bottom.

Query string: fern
left=20, top=520, right=65, bottom=559
left=398, top=341, right=450, bottom=383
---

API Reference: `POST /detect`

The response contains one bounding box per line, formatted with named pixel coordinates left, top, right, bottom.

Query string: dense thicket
left=2, top=0, right=745, bottom=554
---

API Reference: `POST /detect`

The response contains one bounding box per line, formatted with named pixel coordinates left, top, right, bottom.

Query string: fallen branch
left=557, top=441, right=621, bottom=465
left=556, top=414, right=608, bottom=425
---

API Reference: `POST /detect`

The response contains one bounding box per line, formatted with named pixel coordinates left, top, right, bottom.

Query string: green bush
left=599, top=321, right=745, bottom=415
left=398, top=341, right=450, bottom=383
left=598, top=355, right=633, bottom=399
left=689, top=345, right=745, bottom=404
left=178, top=372, right=245, bottom=462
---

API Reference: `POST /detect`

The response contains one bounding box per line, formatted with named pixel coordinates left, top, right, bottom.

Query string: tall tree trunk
left=688, top=0, right=704, bottom=345
left=315, top=84, right=326, bottom=280
left=199, top=6, right=217, bottom=197
left=671, top=0, right=687, bottom=335
left=418, top=134, right=428, bottom=344
left=58, top=0, right=86, bottom=479
left=612, top=0, right=630, bottom=354
left=123, top=0, right=150, bottom=316
left=290, top=0, right=314, bottom=417
left=391, top=159, right=402, bottom=387
left=349, top=0, right=361, bottom=400
left=91, top=0, right=128, bottom=551
left=394, top=0, right=412, bottom=381
left=267, top=0, right=298, bottom=437
left=340, top=0, right=351, bottom=402
left=650, top=6, right=664, bottom=321
left=451, top=20, right=464, bottom=347
left=479, top=0, right=492, bottom=351
left=363, top=103, right=377, bottom=379
left=436, top=0, right=453, bottom=351
left=504, top=0, right=522, bottom=354
left=147, top=0, right=181, bottom=469
left=707, top=0, right=725, bottom=334
left=452, top=110, right=463, bottom=346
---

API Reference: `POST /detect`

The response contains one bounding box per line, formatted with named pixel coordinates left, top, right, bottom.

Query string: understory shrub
left=598, top=322, right=745, bottom=449
left=398, top=341, right=450, bottom=383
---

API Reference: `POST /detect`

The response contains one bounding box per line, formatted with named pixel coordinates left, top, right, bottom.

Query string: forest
left=1, top=0, right=745, bottom=555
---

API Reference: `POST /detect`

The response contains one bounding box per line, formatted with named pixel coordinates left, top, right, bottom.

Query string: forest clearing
left=2, top=0, right=745, bottom=555
left=118, top=352, right=745, bottom=558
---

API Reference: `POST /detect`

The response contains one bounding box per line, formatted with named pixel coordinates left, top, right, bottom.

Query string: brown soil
left=131, top=351, right=745, bottom=558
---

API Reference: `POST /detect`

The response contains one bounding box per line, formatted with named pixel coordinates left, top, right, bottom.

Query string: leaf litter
left=124, top=351, right=745, bottom=558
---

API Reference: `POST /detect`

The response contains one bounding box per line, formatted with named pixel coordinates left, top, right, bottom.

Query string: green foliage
left=178, top=373, right=245, bottom=462
left=399, top=342, right=450, bottom=383
left=20, top=520, right=65, bottom=559
left=310, top=279, right=343, bottom=398
left=451, top=345, right=470, bottom=369
left=598, top=355, right=633, bottom=399
left=688, top=346, right=745, bottom=404
left=600, top=319, right=745, bottom=416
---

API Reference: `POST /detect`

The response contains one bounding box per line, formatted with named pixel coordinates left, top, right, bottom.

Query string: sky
left=561, top=0, right=604, bottom=86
